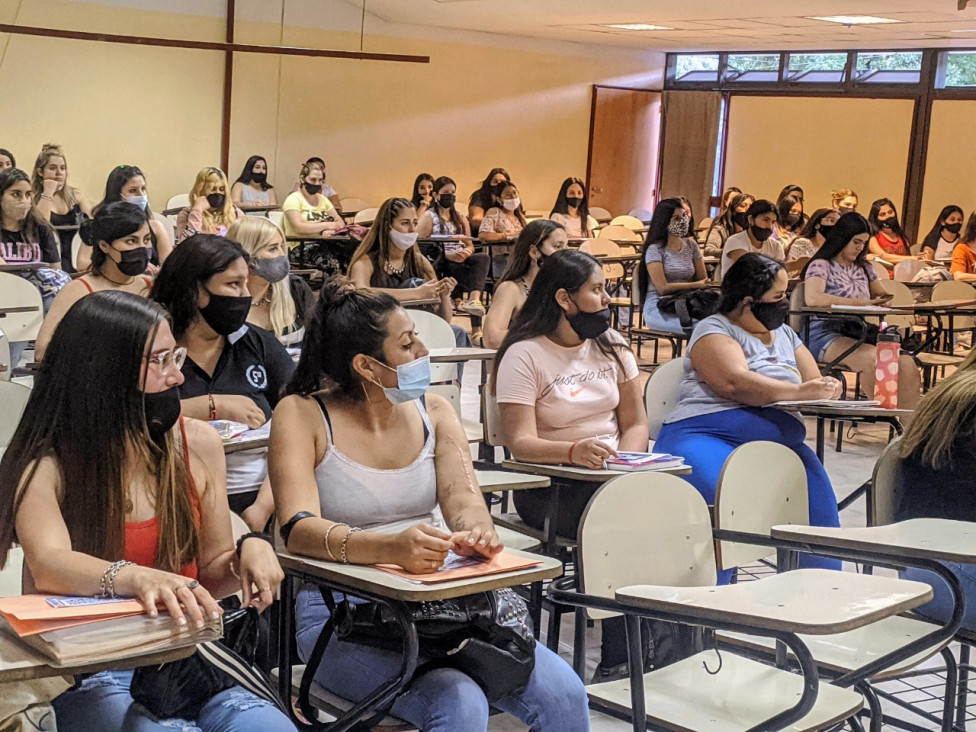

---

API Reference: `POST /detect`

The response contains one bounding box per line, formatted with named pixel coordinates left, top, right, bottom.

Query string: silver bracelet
left=99, top=560, right=136, bottom=598
left=340, top=527, right=364, bottom=565
left=322, top=522, right=347, bottom=562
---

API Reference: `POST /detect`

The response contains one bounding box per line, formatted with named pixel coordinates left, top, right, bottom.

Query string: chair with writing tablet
left=931, top=279, right=976, bottom=353
left=628, top=208, right=652, bottom=221
left=0, top=381, right=31, bottom=450
left=338, top=197, right=370, bottom=215
left=0, top=329, right=10, bottom=382
left=589, top=206, right=613, bottom=223
left=0, top=273, right=43, bottom=349
left=354, top=208, right=378, bottom=226
left=609, top=215, right=646, bottom=234
left=642, top=357, right=684, bottom=444
left=882, top=278, right=961, bottom=389
left=405, top=309, right=458, bottom=386
left=549, top=471, right=933, bottom=731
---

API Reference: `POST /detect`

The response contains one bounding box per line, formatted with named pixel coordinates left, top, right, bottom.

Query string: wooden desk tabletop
left=222, top=435, right=270, bottom=454
left=402, top=298, right=440, bottom=308
left=476, top=469, right=550, bottom=493
left=237, top=204, right=281, bottom=213
left=800, top=305, right=908, bottom=316
left=428, top=347, right=496, bottom=363
left=0, top=264, right=43, bottom=272
left=0, top=305, right=41, bottom=314
left=277, top=548, right=562, bottom=602
left=501, top=459, right=691, bottom=483
left=780, top=404, right=912, bottom=419
left=285, top=235, right=354, bottom=243
left=772, top=519, right=976, bottom=564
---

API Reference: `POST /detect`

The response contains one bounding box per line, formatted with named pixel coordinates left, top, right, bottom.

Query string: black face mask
left=838, top=206, right=855, bottom=216
left=199, top=291, right=251, bottom=335
left=733, top=212, right=750, bottom=230
left=944, top=223, right=963, bottom=235
left=114, top=247, right=150, bottom=276
left=784, top=213, right=800, bottom=227
left=750, top=298, right=790, bottom=331
left=566, top=196, right=583, bottom=209
left=303, top=183, right=322, bottom=196
left=438, top=194, right=456, bottom=209
left=143, top=386, right=182, bottom=443
left=567, top=298, right=612, bottom=340
left=878, top=217, right=898, bottom=230
left=751, top=225, right=774, bottom=243
left=817, top=224, right=834, bottom=240
left=206, top=192, right=226, bottom=209
left=250, top=172, right=267, bottom=184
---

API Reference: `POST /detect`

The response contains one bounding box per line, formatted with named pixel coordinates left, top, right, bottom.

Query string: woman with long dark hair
left=787, top=208, right=839, bottom=264
left=704, top=192, right=754, bottom=259
left=232, top=155, right=277, bottom=209
left=867, top=198, right=920, bottom=270
left=0, top=290, right=288, bottom=731
left=719, top=198, right=784, bottom=275
left=803, top=212, right=920, bottom=411
left=548, top=177, right=593, bottom=238
left=920, top=205, right=964, bottom=261
left=410, top=172, right=435, bottom=220
left=637, top=197, right=709, bottom=335
left=467, top=167, right=510, bottom=236
left=270, top=277, right=588, bottom=731
left=482, top=220, right=568, bottom=349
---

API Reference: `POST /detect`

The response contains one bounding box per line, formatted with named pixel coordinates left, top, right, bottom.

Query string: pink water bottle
left=874, top=330, right=900, bottom=409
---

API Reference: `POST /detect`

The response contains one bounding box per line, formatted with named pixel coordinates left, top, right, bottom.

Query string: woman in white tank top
left=269, top=277, right=588, bottom=732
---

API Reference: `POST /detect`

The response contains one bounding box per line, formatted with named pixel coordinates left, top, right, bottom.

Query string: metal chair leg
left=956, top=642, right=971, bottom=730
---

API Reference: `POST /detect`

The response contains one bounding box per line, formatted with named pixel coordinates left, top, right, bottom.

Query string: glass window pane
left=675, top=54, right=719, bottom=81
left=856, top=52, right=922, bottom=71
left=725, top=53, right=780, bottom=82
left=786, top=53, right=847, bottom=83
left=945, top=52, right=976, bottom=88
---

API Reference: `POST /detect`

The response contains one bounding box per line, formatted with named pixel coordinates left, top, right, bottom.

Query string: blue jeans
left=51, top=669, right=295, bottom=731
left=295, top=589, right=589, bottom=732
left=655, top=407, right=842, bottom=583
left=642, top=299, right=687, bottom=336
left=902, top=563, right=976, bottom=631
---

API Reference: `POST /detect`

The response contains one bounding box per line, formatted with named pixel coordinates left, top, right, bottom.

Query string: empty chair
left=354, top=207, right=378, bottom=225
left=0, top=381, right=31, bottom=448
left=152, top=212, right=175, bottom=243
left=628, top=208, right=652, bottom=221
left=589, top=206, right=612, bottom=222
left=597, top=225, right=642, bottom=244
left=870, top=259, right=890, bottom=280
left=609, top=215, right=645, bottom=232
left=165, top=193, right=190, bottom=211
left=893, top=259, right=926, bottom=282
left=338, top=197, right=370, bottom=214
left=0, top=273, right=44, bottom=344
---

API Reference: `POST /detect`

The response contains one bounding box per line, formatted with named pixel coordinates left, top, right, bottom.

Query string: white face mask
left=389, top=229, right=418, bottom=250
left=502, top=197, right=521, bottom=212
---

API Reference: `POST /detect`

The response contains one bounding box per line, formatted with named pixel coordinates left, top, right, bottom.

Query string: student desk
left=222, top=429, right=271, bottom=455
left=285, top=234, right=357, bottom=270
left=0, top=264, right=43, bottom=273
left=774, top=403, right=912, bottom=464
left=797, top=305, right=911, bottom=373
left=275, top=548, right=562, bottom=731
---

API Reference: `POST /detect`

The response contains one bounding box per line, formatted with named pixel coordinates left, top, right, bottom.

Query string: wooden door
left=587, top=87, right=662, bottom=218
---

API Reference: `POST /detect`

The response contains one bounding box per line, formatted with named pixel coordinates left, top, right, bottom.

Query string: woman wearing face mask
left=270, top=277, right=588, bottom=732
left=81, top=165, right=174, bottom=273
left=30, top=143, right=93, bottom=272
left=467, top=167, right=511, bottom=236
left=704, top=193, right=754, bottom=259
left=35, top=202, right=154, bottom=360
left=483, top=220, right=569, bottom=349
left=548, top=177, right=594, bottom=238
left=280, top=163, right=344, bottom=238
left=720, top=198, right=785, bottom=275
left=831, top=188, right=859, bottom=216
left=151, top=234, right=295, bottom=527
left=950, top=211, right=976, bottom=283
left=226, top=216, right=314, bottom=348
left=637, top=197, right=710, bottom=335
left=410, top=173, right=435, bottom=220
left=920, top=205, right=964, bottom=261
left=803, top=213, right=921, bottom=412
left=479, top=181, right=527, bottom=278
left=787, top=208, right=840, bottom=264
left=492, top=248, right=647, bottom=680
left=772, top=194, right=804, bottom=248
left=0, top=149, right=16, bottom=170
left=232, top=155, right=277, bottom=210
left=655, top=253, right=843, bottom=582
left=868, top=198, right=920, bottom=270
left=176, top=167, right=243, bottom=244
left=291, top=158, right=342, bottom=212
left=0, top=291, right=289, bottom=732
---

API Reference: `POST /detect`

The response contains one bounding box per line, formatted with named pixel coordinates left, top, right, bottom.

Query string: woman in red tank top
left=867, top=197, right=922, bottom=276
left=0, top=291, right=290, bottom=731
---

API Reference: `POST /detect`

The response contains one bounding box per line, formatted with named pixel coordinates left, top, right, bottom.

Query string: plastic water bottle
left=874, top=329, right=900, bottom=409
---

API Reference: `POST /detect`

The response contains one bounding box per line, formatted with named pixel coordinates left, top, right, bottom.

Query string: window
left=724, top=54, right=780, bottom=83
left=674, top=54, right=719, bottom=83
left=854, top=51, right=922, bottom=84
left=944, top=51, right=976, bottom=87
left=785, top=53, right=848, bottom=83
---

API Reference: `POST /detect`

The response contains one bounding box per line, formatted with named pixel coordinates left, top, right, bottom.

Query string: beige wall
left=0, top=0, right=665, bottom=213
left=920, top=100, right=976, bottom=233
left=724, top=95, right=915, bottom=219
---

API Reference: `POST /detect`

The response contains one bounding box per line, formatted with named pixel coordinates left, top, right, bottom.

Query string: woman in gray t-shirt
left=653, top=253, right=843, bottom=582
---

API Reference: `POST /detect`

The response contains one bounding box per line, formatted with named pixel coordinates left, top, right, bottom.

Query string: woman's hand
left=450, top=526, right=503, bottom=559
left=446, top=249, right=471, bottom=264
left=237, top=538, right=284, bottom=612
left=796, top=376, right=842, bottom=401
left=435, top=277, right=458, bottom=297
left=117, top=565, right=222, bottom=629
left=391, top=524, right=453, bottom=574
left=569, top=438, right=619, bottom=469
left=415, top=280, right=441, bottom=300
left=215, top=395, right=266, bottom=429
left=193, top=195, right=211, bottom=210
left=42, top=178, right=60, bottom=196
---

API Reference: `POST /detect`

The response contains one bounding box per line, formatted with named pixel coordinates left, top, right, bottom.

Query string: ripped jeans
left=51, top=669, right=295, bottom=731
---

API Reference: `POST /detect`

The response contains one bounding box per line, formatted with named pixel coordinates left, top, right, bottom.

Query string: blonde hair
left=225, top=216, right=296, bottom=339
left=831, top=188, right=858, bottom=208
left=899, top=350, right=976, bottom=469
left=189, top=167, right=238, bottom=232
left=31, top=142, right=78, bottom=207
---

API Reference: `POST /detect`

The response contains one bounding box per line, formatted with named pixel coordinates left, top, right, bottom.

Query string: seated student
left=280, top=163, right=344, bottom=238
left=0, top=149, right=14, bottom=170
left=151, top=234, right=295, bottom=530
left=226, top=216, right=314, bottom=348
left=176, top=167, right=244, bottom=243
left=292, top=157, right=342, bottom=212
left=31, top=143, right=93, bottom=272
left=772, top=194, right=803, bottom=250
left=410, top=172, right=435, bottom=220
left=270, top=278, right=588, bottom=732
left=0, top=290, right=290, bottom=732
left=868, top=198, right=920, bottom=270
left=787, top=208, right=839, bottom=264
left=654, top=253, right=843, bottom=581
left=802, top=213, right=921, bottom=411
left=951, top=211, right=976, bottom=282
left=483, top=220, right=568, bottom=349
left=80, top=164, right=174, bottom=273
left=720, top=198, right=785, bottom=275
left=231, top=155, right=277, bottom=210
left=831, top=188, right=859, bottom=215
left=36, top=202, right=153, bottom=360
left=704, top=193, right=753, bottom=259
left=778, top=184, right=805, bottom=209
left=920, top=205, right=964, bottom=261
left=637, top=197, right=709, bottom=335
left=548, top=177, right=594, bottom=238
left=467, top=167, right=510, bottom=236
left=895, top=353, right=976, bottom=629
left=479, top=180, right=527, bottom=278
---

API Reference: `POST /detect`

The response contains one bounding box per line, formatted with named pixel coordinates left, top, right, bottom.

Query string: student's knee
left=397, top=668, right=490, bottom=732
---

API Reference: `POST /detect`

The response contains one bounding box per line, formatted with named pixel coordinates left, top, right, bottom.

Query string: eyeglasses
left=147, top=347, right=187, bottom=376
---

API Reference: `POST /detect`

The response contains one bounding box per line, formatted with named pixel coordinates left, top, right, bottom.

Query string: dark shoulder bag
left=657, top=287, right=722, bottom=329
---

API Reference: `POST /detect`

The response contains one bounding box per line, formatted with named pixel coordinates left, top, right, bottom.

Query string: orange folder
left=376, top=551, right=541, bottom=584
left=0, top=594, right=147, bottom=637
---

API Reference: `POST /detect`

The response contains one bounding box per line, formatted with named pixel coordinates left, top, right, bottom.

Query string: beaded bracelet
left=235, top=531, right=274, bottom=558
left=340, top=527, right=364, bottom=565
left=322, top=522, right=348, bottom=561
left=99, top=560, right=136, bottom=598
left=208, top=394, right=217, bottom=421
left=568, top=440, right=581, bottom=465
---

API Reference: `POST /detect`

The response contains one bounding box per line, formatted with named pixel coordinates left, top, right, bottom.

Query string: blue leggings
left=655, top=407, right=841, bottom=583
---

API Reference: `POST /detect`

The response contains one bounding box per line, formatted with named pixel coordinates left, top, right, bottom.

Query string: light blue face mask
left=372, top=355, right=431, bottom=405
left=126, top=195, right=149, bottom=211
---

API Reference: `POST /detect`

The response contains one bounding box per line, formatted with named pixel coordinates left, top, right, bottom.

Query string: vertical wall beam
left=220, top=0, right=236, bottom=173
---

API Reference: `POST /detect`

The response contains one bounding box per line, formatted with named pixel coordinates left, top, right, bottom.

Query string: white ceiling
left=348, top=0, right=976, bottom=52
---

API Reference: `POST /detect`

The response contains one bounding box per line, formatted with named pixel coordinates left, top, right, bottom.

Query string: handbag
left=657, top=287, right=722, bottom=328
left=129, top=602, right=286, bottom=720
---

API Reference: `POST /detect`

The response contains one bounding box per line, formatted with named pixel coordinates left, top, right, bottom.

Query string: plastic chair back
left=268, top=211, right=284, bottom=229
left=610, top=215, right=645, bottom=232
left=354, top=208, right=378, bottom=225
left=153, top=212, right=175, bottom=242
left=589, top=206, right=613, bottom=222
left=0, top=381, right=31, bottom=449
left=579, top=239, right=624, bottom=280
left=0, top=273, right=44, bottom=343
left=407, top=310, right=458, bottom=384
left=644, top=358, right=684, bottom=440
left=869, top=438, right=906, bottom=527
left=166, top=193, right=190, bottom=210
left=598, top=225, right=642, bottom=243
left=628, top=209, right=652, bottom=221
left=893, top=260, right=925, bottom=282
left=71, top=233, right=84, bottom=272
left=0, top=329, right=9, bottom=381
left=932, top=280, right=976, bottom=329
left=481, top=386, right=505, bottom=448
left=788, top=280, right=806, bottom=335
left=339, top=197, right=370, bottom=213
left=870, top=260, right=890, bottom=281
left=0, top=546, right=23, bottom=597
left=877, top=279, right=915, bottom=329
left=714, top=442, right=809, bottom=570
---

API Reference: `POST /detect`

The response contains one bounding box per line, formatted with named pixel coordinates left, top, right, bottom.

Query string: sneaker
left=460, top=299, right=486, bottom=317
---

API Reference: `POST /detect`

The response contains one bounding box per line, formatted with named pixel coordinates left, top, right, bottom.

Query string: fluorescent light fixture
left=951, top=28, right=976, bottom=32
left=601, top=23, right=674, bottom=31
left=808, top=15, right=901, bottom=25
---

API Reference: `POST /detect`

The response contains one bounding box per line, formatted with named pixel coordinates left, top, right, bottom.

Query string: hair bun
left=317, top=274, right=357, bottom=308
left=78, top=218, right=96, bottom=247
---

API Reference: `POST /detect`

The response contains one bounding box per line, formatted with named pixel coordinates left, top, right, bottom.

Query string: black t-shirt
left=895, top=441, right=976, bottom=523
left=178, top=325, right=295, bottom=421
left=0, top=226, right=60, bottom=265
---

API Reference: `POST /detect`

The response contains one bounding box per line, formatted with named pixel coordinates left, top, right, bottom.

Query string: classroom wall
left=919, top=100, right=976, bottom=233
left=0, top=0, right=665, bottom=212
left=724, top=95, right=915, bottom=218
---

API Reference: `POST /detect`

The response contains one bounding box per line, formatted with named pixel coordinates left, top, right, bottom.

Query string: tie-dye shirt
left=804, top=258, right=877, bottom=300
